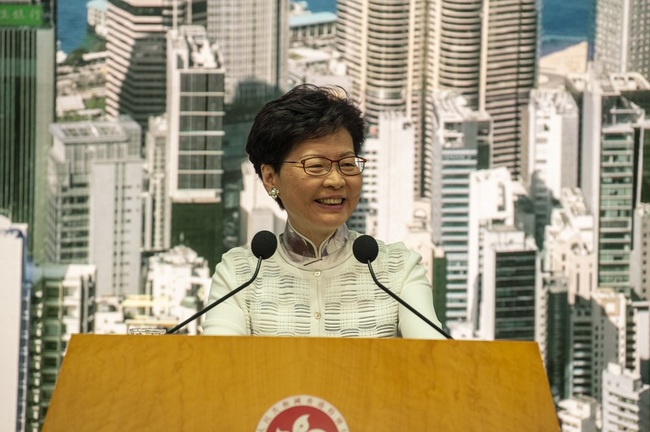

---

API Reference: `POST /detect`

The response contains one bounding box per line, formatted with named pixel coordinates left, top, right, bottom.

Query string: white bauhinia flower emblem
left=277, top=414, right=326, bottom=432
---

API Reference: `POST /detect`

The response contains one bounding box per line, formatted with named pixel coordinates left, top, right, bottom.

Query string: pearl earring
left=269, top=187, right=279, bottom=199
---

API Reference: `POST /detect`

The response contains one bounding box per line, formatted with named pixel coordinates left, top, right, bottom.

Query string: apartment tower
left=165, top=25, right=226, bottom=269
left=0, top=0, right=56, bottom=263
left=105, top=0, right=203, bottom=131
left=429, top=91, right=491, bottom=323
left=27, top=264, right=96, bottom=430
left=48, top=118, right=143, bottom=296
left=336, top=0, right=426, bottom=195
left=567, top=72, right=648, bottom=292
left=0, top=217, right=30, bottom=431
left=525, top=88, right=580, bottom=247
left=337, top=0, right=537, bottom=197
left=206, top=0, right=289, bottom=105
left=591, top=0, right=650, bottom=81
left=430, top=0, right=538, bottom=179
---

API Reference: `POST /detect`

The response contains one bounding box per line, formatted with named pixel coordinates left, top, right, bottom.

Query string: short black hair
left=246, top=84, right=366, bottom=179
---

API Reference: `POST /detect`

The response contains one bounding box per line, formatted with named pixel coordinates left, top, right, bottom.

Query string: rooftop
left=87, top=0, right=108, bottom=11
left=290, top=11, right=336, bottom=27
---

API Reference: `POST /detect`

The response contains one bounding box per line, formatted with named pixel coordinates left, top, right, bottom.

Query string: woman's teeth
left=317, top=198, right=343, bottom=205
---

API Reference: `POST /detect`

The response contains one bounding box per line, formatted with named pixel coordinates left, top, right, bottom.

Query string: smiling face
left=261, top=128, right=362, bottom=247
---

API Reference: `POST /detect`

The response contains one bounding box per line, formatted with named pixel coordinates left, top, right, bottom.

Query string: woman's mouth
left=316, top=198, right=344, bottom=206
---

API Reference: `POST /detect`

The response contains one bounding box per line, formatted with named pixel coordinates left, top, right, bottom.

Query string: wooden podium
left=43, top=334, right=559, bottom=431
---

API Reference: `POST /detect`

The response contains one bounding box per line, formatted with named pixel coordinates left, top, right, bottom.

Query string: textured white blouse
left=201, top=224, right=445, bottom=339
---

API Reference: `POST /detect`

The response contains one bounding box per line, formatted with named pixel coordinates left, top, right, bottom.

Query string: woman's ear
left=260, top=164, right=277, bottom=192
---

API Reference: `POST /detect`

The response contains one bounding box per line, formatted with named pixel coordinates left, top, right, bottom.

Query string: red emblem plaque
left=256, top=395, right=349, bottom=432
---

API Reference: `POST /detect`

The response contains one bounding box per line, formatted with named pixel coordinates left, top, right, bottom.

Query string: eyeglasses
left=283, top=156, right=367, bottom=176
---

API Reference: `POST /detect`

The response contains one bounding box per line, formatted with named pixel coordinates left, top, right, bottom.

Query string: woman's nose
left=323, top=165, right=345, bottom=186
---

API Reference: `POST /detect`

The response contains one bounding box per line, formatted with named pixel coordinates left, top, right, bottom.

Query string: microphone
left=353, top=235, right=453, bottom=340
left=165, top=230, right=278, bottom=334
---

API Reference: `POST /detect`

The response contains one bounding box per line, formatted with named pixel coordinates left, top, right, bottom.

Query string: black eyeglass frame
left=283, top=156, right=367, bottom=177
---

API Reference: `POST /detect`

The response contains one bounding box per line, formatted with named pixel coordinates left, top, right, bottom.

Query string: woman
left=202, top=84, right=445, bottom=339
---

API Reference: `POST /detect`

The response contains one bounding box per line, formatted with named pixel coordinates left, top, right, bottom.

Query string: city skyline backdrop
left=2, top=0, right=650, bottom=430
left=56, top=0, right=591, bottom=55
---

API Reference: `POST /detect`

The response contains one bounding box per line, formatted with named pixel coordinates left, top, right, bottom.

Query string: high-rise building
left=557, top=396, right=599, bottom=432
left=632, top=300, right=649, bottom=385
left=429, top=0, right=538, bottom=180
left=525, top=88, right=579, bottom=246
left=355, top=112, right=416, bottom=244
left=336, top=0, right=537, bottom=195
left=567, top=71, right=649, bottom=292
left=166, top=25, right=226, bottom=269
left=336, top=0, right=427, bottom=195
left=0, top=0, right=56, bottom=263
left=428, top=91, right=491, bottom=323
left=0, top=217, right=30, bottom=431
left=631, top=204, right=650, bottom=299
left=565, top=289, right=638, bottom=401
left=105, top=0, right=203, bottom=131
left=143, top=115, right=170, bottom=253
left=206, top=0, right=288, bottom=105
left=591, top=0, right=650, bottom=81
left=569, top=295, right=595, bottom=398
left=467, top=167, right=534, bottom=325
left=48, top=118, right=143, bottom=296
left=27, top=264, right=96, bottom=430
left=545, top=275, right=570, bottom=400
left=554, top=288, right=647, bottom=404
left=543, top=193, right=595, bottom=400
left=591, top=289, right=637, bottom=397
left=477, top=226, right=541, bottom=342
left=601, top=363, right=650, bottom=431
left=544, top=188, right=597, bottom=303
left=336, top=0, right=425, bottom=128
left=465, top=167, right=541, bottom=342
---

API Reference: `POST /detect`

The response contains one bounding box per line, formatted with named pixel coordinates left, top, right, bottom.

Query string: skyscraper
left=477, top=227, right=540, bottom=342
left=355, top=112, right=416, bottom=244
left=544, top=188, right=597, bottom=303
left=567, top=71, right=648, bottom=292
left=431, top=0, right=538, bottom=179
left=525, top=88, right=579, bottom=247
left=166, top=25, right=226, bottom=270
left=602, top=363, right=650, bottom=431
left=336, top=0, right=425, bottom=127
left=0, top=217, right=29, bottom=431
left=0, top=0, right=56, bottom=263
left=336, top=0, right=538, bottom=196
left=206, top=0, right=289, bottom=105
left=592, top=0, right=650, bottom=81
left=48, top=118, right=143, bottom=296
left=337, top=0, right=427, bottom=194
left=27, top=264, right=96, bottom=430
left=631, top=204, right=650, bottom=298
left=429, top=91, right=491, bottom=323
left=105, top=0, right=202, bottom=131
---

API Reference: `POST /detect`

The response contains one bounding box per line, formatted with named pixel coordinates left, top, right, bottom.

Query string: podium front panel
left=43, top=334, right=559, bottom=431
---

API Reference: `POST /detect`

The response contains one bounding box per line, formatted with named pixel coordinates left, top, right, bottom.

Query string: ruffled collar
left=280, top=222, right=350, bottom=266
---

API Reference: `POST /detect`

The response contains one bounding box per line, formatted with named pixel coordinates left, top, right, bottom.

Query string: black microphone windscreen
left=353, top=235, right=379, bottom=263
left=251, top=230, right=277, bottom=259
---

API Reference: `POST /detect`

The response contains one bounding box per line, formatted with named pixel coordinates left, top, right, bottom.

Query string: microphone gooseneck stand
left=353, top=235, right=453, bottom=340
